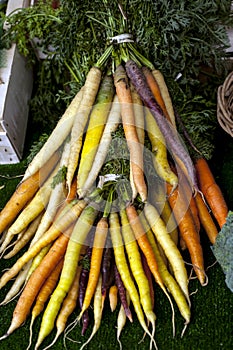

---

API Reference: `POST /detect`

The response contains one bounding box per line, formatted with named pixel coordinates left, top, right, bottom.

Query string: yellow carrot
left=77, top=75, right=115, bottom=194
left=26, top=245, right=52, bottom=281
left=145, top=108, right=178, bottom=190
left=79, top=95, right=121, bottom=198
left=140, top=211, right=191, bottom=326
left=144, top=202, right=190, bottom=303
left=146, top=227, right=191, bottom=325
left=34, top=202, right=99, bottom=349
left=109, top=211, right=156, bottom=348
left=43, top=248, right=84, bottom=350
left=120, top=207, right=156, bottom=338
left=149, top=179, right=178, bottom=246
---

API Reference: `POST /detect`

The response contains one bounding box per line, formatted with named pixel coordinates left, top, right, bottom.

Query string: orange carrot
left=27, top=259, right=64, bottom=349
left=114, top=64, right=147, bottom=202
left=195, top=157, right=228, bottom=228
left=195, top=192, right=219, bottom=244
left=142, top=66, right=173, bottom=125
left=66, top=177, right=77, bottom=203
left=172, top=164, right=200, bottom=250
left=126, top=204, right=175, bottom=326
left=151, top=69, right=176, bottom=128
left=78, top=217, right=108, bottom=318
left=109, top=285, right=118, bottom=312
left=126, top=204, right=165, bottom=291
left=188, top=196, right=200, bottom=233
left=177, top=166, right=201, bottom=234
left=0, top=151, right=59, bottom=235
left=1, top=226, right=73, bottom=338
left=166, top=183, right=206, bottom=285
left=32, top=259, right=64, bottom=319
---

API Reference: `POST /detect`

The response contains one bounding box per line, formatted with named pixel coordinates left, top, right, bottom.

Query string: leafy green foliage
left=79, top=251, right=91, bottom=271
left=26, top=133, right=49, bottom=164
left=4, top=0, right=62, bottom=61
left=3, top=0, right=233, bottom=149
left=51, top=165, right=67, bottom=188
left=175, top=95, right=217, bottom=159
left=128, top=0, right=232, bottom=81
left=212, top=211, right=233, bottom=292
left=100, top=125, right=130, bottom=177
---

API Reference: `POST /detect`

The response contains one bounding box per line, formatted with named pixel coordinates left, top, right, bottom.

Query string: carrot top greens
left=2, top=0, right=233, bottom=149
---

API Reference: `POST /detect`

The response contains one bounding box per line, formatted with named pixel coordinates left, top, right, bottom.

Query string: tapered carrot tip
left=34, top=340, right=41, bottom=350
left=101, top=294, right=106, bottom=311
left=0, top=333, right=10, bottom=340
left=0, top=320, right=20, bottom=340
left=126, top=308, right=133, bottom=323
left=199, top=272, right=208, bottom=287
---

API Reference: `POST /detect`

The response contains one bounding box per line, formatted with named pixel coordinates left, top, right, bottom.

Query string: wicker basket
left=217, top=71, right=233, bottom=137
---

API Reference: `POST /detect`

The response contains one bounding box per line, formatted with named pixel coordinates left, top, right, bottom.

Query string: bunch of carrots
left=0, top=37, right=229, bottom=350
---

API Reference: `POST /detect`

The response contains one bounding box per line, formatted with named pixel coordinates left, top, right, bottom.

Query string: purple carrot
left=78, top=246, right=92, bottom=335
left=125, top=59, right=198, bottom=192
left=114, top=264, right=133, bottom=322
left=81, top=310, right=89, bottom=336
left=101, top=237, right=114, bottom=298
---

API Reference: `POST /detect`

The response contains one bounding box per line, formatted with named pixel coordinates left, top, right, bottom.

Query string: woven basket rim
left=217, top=71, right=233, bottom=137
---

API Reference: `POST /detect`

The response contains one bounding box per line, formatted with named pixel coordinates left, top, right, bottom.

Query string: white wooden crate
left=0, top=0, right=33, bottom=164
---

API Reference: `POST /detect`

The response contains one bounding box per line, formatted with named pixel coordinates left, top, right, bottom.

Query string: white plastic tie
left=97, top=174, right=121, bottom=189
left=109, top=33, right=134, bottom=44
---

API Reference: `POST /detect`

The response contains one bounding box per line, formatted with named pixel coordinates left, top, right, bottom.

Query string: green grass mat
left=0, top=129, right=233, bottom=350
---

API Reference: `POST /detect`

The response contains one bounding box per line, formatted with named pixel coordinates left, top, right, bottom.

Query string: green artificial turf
left=0, top=128, right=233, bottom=350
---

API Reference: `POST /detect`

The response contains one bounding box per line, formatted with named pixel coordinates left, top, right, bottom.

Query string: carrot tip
left=126, top=309, right=133, bottom=323
left=102, top=295, right=106, bottom=311
left=0, top=333, right=9, bottom=340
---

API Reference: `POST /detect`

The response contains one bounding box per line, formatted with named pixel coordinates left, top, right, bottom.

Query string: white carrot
left=0, top=261, right=32, bottom=305
left=66, top=67, right=102, bottom=191
left=28, top=139, right=70, bottom=244
left=117, top=291, right=131, bottom=350
left=3, top=213, right=43, bottom=259
left=23, top=88, right=84, bottom=181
